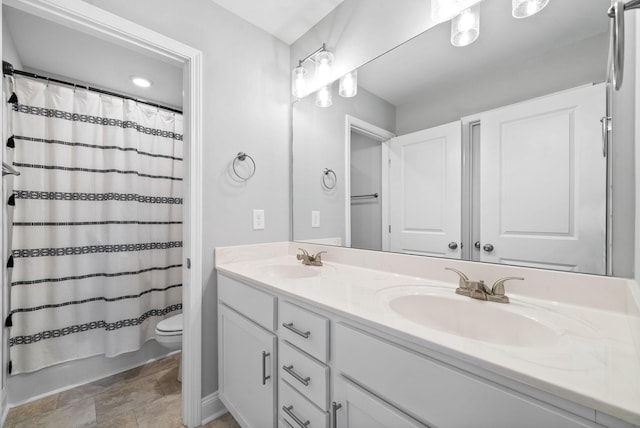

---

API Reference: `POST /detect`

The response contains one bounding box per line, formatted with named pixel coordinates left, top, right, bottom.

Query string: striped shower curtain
left=6, top=75, right=183, bottom=374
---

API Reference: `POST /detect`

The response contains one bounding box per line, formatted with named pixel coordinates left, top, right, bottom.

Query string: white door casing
left=479, top=83, right=606, bottom=274
left=344, top=115, right=395, bottom=250
left=388, top=121, right=462, bottom=258
left=1, top=1, right=204, bottom=426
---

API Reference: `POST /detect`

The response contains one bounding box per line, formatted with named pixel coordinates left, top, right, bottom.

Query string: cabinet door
left=219, top=304, right=276, bottom=428
left=333, top=376, right=428, bottom=428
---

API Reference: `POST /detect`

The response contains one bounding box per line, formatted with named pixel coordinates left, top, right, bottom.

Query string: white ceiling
left=4, top=6, right=183, bottom=109
left=208, top=0, right=343, bottom=45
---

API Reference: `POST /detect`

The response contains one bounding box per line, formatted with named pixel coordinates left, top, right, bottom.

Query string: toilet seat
left=156, top=313, right=183, bottom=335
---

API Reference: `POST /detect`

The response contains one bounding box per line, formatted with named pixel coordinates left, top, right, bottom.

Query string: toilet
left=155, top=313, right=183, bottom=381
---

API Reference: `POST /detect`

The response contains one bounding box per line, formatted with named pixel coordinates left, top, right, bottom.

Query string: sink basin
left=259, top=264, right=320, bottom=279
left=387, top=292, right=559, bottom=347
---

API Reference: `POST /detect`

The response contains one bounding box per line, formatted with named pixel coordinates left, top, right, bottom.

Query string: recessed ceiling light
left=131, top=76, right=152, bottom=88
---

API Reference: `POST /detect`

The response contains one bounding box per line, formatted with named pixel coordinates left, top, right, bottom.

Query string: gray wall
left=612, top=12, right=636, bottom=279
left=84, top=0, right=291, bottom=397
left=293, top=87, right=395, bottom=244
left=350, top=132, right=382, bottom=251
left=2, top=12, right=22, bottom=69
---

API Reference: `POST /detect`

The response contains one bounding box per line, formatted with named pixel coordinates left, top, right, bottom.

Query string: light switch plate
left=311, top=211, right=320, bottom=228
left=253, top=209, right=265, bottom=230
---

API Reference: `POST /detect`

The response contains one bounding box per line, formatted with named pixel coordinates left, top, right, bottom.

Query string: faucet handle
left=313, top=251, right=327, bottom=261
left=445, top=267, right=470, bottom=288
left=297, top=248, right=310, bottom=261
left=491, top=277, right=524, bottom=296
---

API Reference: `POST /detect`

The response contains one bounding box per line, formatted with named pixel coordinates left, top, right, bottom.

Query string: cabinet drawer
left=280, top=379, right=329, bottom=428
left=280, top=340, right=330, bottom=411
left=279, top=301, right=329, bottom=362
left=335, top=323, right=598, bottom=428
left=218, top=274, right=276, bottom=331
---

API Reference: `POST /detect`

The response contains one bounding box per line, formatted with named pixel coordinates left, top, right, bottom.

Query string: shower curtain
left=6, top=75, right=183, bottom=374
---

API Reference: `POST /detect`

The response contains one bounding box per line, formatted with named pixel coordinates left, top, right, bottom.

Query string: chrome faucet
left=297, top=248, right=326, bottom=266
left=445, top=267, right=523, bottom=304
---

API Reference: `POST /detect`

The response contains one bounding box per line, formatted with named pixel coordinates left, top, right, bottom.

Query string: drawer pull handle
left=282, top=322, right=311, bottom=339
left=282, top=405, right=310, bottom=428
left=261, top=351, right=271, bottom=385
left=283, top=364, right=311, bottom=386
left=332, top=402, right=342, bottom=428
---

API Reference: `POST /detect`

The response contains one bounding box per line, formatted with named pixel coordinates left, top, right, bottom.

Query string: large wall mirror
left=292, top=0, right=624, bottom=276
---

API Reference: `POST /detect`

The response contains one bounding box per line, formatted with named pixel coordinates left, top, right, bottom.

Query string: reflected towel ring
left=322, top=168, right=337, bottom=190
left=232, top=152, right=256, bottom=181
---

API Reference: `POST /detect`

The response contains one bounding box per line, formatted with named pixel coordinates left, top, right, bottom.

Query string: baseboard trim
left=201, top=391, right=227, bottom=425
left=1, top=389, right=8, bottom=428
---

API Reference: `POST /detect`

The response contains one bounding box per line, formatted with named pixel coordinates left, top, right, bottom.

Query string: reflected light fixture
left=291, top=43, right=333, bottom=99
left=339, top=70, right=358, bottom=98
left=451, top=5, right=480, bottom=47
left=512, top=0, right=549, bottom=18
left=431, top=0, right=482, bottom=23
left=131, top=76, right=152, bottom=88
left=316, top=84, right=333, bottom=108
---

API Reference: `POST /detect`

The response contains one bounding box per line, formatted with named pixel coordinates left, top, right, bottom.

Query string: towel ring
left=232, top=152, right=256, bottom=181
left=322, top=168, right=337, bottom=190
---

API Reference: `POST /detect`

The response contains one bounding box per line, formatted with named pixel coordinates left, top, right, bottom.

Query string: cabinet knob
left=483, top=243, right=494, bottom=252
left=448, top=242, right=458, bottom=250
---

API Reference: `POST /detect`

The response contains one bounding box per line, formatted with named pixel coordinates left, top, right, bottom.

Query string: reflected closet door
left=388, top=121, right=462, bottom=258
left=479, top=83, right=606, bottom=274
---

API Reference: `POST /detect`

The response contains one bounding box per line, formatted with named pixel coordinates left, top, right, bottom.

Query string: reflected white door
left=479, top=83, right=606, bottom=274
left=389, top=121, right=462, bottom=258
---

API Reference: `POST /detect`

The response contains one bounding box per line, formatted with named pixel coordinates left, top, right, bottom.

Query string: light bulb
left=451, top=5, right=480, bottom=47
left=292, top=65, right=306, bottom=98
left=316, top=84, right=332, bottom=108
left=512, top=0, right=549, bottom=18
left=339, top=70, right=358, bottom=98
left=315, top=50, right=334, bottom=84
left=131, top=76, right=152, bottom=88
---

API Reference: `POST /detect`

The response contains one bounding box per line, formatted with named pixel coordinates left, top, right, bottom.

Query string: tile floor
left=4, top=354, right=240, bottom=428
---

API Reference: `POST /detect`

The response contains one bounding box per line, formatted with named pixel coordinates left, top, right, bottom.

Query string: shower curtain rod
left=2, top=61, right=182, bottom=115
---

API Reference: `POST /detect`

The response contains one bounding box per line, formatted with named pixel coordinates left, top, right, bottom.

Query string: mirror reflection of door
left=388, top=121, right=462, bottom=258
left=479, top=83, right=606, bottom=274
left=350, top=131, right=383, bottom=251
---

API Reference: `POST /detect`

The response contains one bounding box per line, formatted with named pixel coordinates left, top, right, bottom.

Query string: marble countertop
left=215, top=242, right=640, bottom=426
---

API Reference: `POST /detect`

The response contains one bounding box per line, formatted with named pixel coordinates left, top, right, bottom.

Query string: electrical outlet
left=253, top=209, right=265, bottom=230
left=311, top=211, right=320, bottom=228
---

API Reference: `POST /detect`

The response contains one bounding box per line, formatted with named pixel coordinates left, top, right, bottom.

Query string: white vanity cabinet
left=218, top=275, right=278, bottom=428
left=217, top=272, right=618, bottom=428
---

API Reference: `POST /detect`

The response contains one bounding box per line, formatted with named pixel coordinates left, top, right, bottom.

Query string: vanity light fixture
left=130, top=76, right=152, bottom=88
left=339, top=70, right=358, bottom=98
left=316, top=83, right=333, bottom=108
left=291, top=43, right=333, bottom=99
left=451, top=5, right=480, bottom=47
left=512, top=0, right=549, bottom=18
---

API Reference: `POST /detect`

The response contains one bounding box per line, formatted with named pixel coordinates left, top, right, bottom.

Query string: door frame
left=344, top=115, right=395, bottom=250
left=0, top=1, right=204, bottom=426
